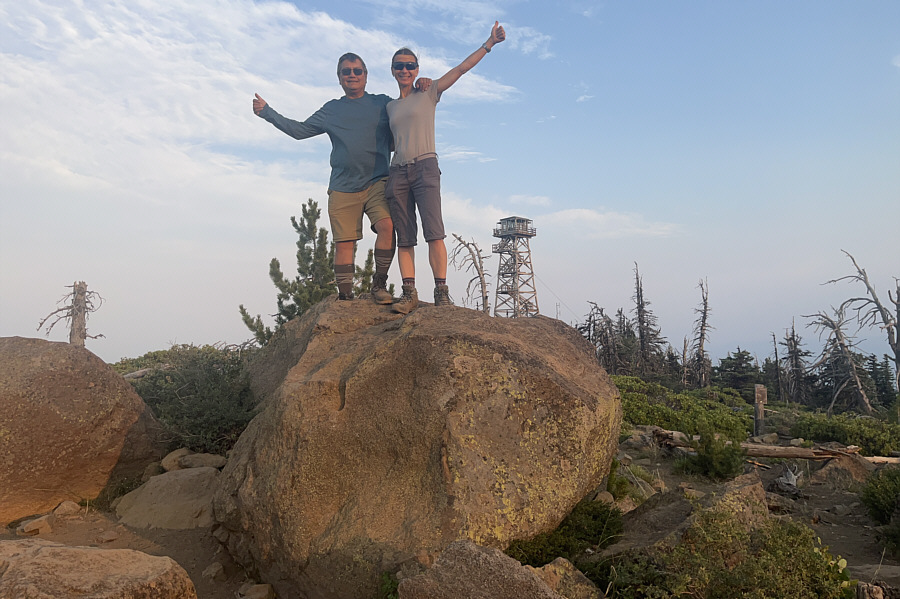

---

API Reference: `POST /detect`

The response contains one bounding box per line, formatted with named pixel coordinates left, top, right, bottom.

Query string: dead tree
left=781, top=321, right=812, bottom=406
left=632, top=263, right=666, bottom=375
left=449, top=234, right=491, bottom=313
left=38, top=281, right=104, bottom=347
left=689, top=278, right=713, bottom=388
left=578, top=302, right=621, bottom=374
left=805, top=307, right=874, bottom=415
left=771, top=332, right=786, bottom=404
left=826, top=250, right=899, bottom=390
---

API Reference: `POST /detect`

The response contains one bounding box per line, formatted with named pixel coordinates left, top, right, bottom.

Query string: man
left=253, top=53, right=402, bottom=303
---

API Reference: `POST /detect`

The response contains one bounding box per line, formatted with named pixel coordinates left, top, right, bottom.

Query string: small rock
left=96, top=530, right=119, bottom=543
left=531, top=557, right=603, bottom=599
left=789, top=438, right=805, bottom=447
left=17, top=515, right=54, bottom=536
left=617, top=452, right=633, bottom=466
left=831, top=504, right=852, bottom=517
left=240, top=584, right=276, bottom=599
left=202, top=561, right=226, bottom=582
left=761, top=433, right=780, bottom=445
left=593, top=491, right=615, bottom=504
left=142, top=461, right=165, bottom=482
left=53, top=501, right=82, bottom=517
left=615, top=496, right=639, bottom=513
left=212, top=525, right=230, bottom=544
left=683, top=488, right=706, bottom=500
left=161, top=448, right=194, bottom=472
left=765, top=491, right=795, bottom=514
left=179, top=453, right=227, bottom=469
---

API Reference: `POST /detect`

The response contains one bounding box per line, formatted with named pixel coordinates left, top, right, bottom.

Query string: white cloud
left=576, top=94, right=594, bottom=102
left=510, top=195, right=552, bottom=207
left=540, top=208, right=680, bottom=239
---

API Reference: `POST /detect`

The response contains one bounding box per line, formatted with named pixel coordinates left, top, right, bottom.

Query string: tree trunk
left=69, top=281, right=88, bottom=347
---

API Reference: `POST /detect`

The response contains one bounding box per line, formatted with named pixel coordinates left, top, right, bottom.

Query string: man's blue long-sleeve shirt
left=257, top=92, right=393, bottom=193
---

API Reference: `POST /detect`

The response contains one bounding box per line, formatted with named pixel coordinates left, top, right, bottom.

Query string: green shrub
left=117, top=344, right=257, bottom=454
left=375, top=572, right=399, bottom=599
left=606, top=459, right=631, bottom=500
left=791, top=413, right=900, bottom=456
left=590, top=509, right=853, bottom=598
left=614, top=376, right=752, bottom=441
left=506, top=497, right=623, bottom=567
left=861, top=467, right=900, bottom=525
left=675, top=422, right=746, bottom=480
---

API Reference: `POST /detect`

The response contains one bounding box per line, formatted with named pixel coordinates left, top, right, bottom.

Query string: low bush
left=613, top=376, right=752, bottom=440
left=506, top=497, right=623, bottom=567
left=675, top=422, right=745, bottom=480
left=588, top=509, right=853, bottom=598
left=116, top=344, right=257, bottom=454
left=861, top=467, right=900, bottom=525
left=790, top=413, right=900, bottom=456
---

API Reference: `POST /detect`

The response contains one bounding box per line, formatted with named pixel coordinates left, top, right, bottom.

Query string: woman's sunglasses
left=392, top=62, right=419, bottom=71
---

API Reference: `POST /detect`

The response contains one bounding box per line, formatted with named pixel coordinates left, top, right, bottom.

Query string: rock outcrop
left=600, top=471, right=769, bottom=558
left=0, top=538, right=197, bottom=598
left=397, top=540, right=564, bottom=599
left=214, top=298, right=621, bottom=599
left=0, top=337, right=164, bottom=526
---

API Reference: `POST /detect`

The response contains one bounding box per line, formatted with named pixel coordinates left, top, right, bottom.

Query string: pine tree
left=354, top=249, right=375, bottom=297
left=240, top=199, right=336, bottom=345
left=713, top=347, right=759, bottom=401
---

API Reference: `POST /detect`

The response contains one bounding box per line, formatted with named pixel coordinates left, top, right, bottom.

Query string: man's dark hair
left=392, top=47, right=419, bottom=63
left=337, top=52, right=367, bottom=75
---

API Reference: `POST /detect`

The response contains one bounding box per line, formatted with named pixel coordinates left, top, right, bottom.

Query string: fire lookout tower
left=492, top=216, right=539, bottom=318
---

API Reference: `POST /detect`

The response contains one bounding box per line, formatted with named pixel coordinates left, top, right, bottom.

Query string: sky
left=1, top=0, right=898, bottom=367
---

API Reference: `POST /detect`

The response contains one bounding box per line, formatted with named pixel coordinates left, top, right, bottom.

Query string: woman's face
left=391, top=54, right=419, bottom=87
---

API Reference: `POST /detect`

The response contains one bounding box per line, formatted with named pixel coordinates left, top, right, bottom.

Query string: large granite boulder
left=213, top=298, right=621, bottom=599
left=0, top=538, right=197, bottom=598
left=0, top=337, right=164, bottom=526
left=116, top=467, right=219, bottom=529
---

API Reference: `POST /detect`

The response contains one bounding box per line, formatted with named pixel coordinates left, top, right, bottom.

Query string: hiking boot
left=392, top=284, right=418, bottom=314
left=338, top=292, right=354, bottom=301
left=434, top=284, right=454, bottom=307
left=371, top=272, right=393, bottom=305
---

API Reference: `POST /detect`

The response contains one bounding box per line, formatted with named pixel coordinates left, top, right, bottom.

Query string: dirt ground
left=6, top=442, right=900, bottom=597
left=1, top=510, right=248, bottom=599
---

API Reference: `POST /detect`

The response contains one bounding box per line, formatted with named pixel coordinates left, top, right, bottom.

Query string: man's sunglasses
left=340, top=67, right=365, bottom=76
left=392, top=62, right=419, bottom=71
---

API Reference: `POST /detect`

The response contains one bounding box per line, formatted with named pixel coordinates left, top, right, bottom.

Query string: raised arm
left=252, top=93, right=327, bottom=140
left=435, top=21, right=505, bottom=94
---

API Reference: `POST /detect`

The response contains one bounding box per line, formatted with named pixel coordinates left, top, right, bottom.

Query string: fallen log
left=652, top=427, right=900, bottom=464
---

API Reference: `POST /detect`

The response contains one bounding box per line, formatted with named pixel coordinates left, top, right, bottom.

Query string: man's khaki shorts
left=326, top=178, right=391, bottom=242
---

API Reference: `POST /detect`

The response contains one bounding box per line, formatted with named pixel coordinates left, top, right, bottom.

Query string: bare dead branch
left=450, top=234, right=491, bottom=313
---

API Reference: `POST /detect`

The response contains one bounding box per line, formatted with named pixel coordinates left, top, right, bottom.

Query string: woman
left=386, top=21, right=506, bottom=314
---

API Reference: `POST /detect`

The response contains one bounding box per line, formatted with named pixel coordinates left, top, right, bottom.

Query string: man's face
left=338, top=59, right=367, bottom=98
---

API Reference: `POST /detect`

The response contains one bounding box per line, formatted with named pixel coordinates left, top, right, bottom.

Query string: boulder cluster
left=1, top=297, right=622, bottom=598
